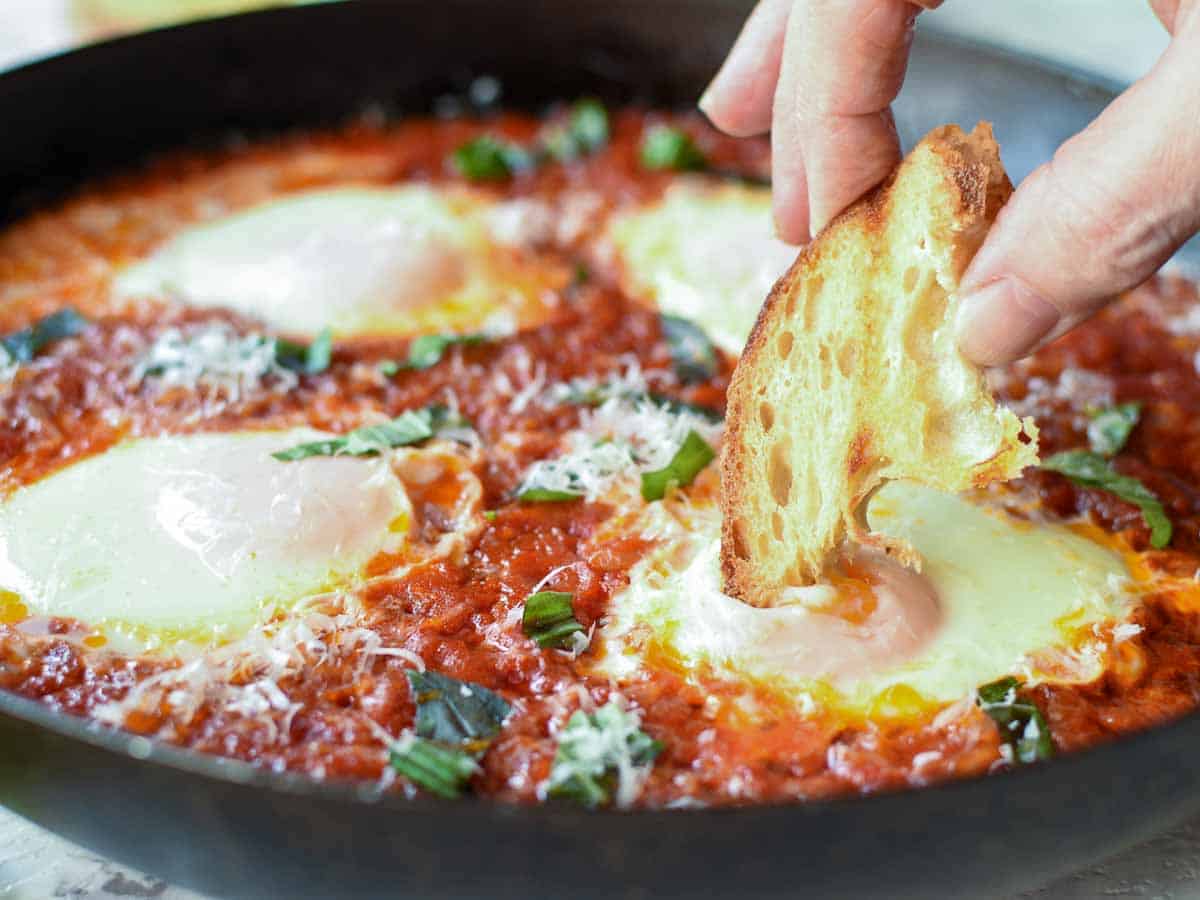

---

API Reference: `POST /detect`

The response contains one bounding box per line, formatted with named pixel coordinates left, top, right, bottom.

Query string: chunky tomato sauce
left=2, top=108, right=1200, bottom=807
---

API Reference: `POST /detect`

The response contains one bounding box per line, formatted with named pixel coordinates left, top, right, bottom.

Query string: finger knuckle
left=1042, top=151, right=1178, bottom=290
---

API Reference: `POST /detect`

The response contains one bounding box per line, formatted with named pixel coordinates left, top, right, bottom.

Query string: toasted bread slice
left=720, top=123, right=1038, bottom=607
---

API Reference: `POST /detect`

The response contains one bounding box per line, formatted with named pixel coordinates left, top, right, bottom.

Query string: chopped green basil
left=660, top=314, right=718, bottom=383
left=274, top=327, right=333, bottom=375
left=378, top=359, right=402, bottom=377
left=483, top=509, right=498, bottom=522
left=516, top=486, right=583, bottom=502
left=639, top=126, right=707, bottom=172
left=271, top=405, right=469, bottom=461
left=406, top=333, right=488, bottom=370
left=567, top=99, right=609, bottom=153
left=389, top=735, right=479, bottom=799
left=407, top=669, right=511, bottom=750
left=545, top=98, right=610, bottom=161
left=388, top=670, right=511, bottom=799
left=522, top=591, right=584, bottom=649
left=1, top=308, right=88, bottom=367
left=451, top=135, right=534, bottom=180
left=1087, top=402, right=1142, bottom=457
left=1041, top=449, right=1171, bottom=549
left=976, top=677, right=1054, bottom=765
left=547, top=701, right=662, bottom=808
left=640, top=430, right=716, bottom=501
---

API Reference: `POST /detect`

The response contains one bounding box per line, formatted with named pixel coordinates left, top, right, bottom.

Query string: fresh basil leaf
left=451, top=136, right=534, bottom=180
left=976, top=677, right=1054, bottom=765
left=547, top=701, right=662, bottom=808
left=303, top=328, right=333, bottom=374
left=271, top=405, right=469, bottom=461
left=639, top=126, right=707, bottom=172
left=274, top=327, right=333, bottom=375
left=1087, top=402, right=1141, bottom=457
left=522, top=591, right=584, bottom=649
left=660, top=314, right=718, bottom=383
left=1041, top=449, right=1171, bottom=549
left=1, top=308, right=88, bottom=364
left=389, top=735, right=479, bottom=799
left=407, top=670, right=511, bottom=751
left=406, top=333, right=487, bottom=370
left=545, top=98, right=611, bottom=162
left=516, top=486, right=583, bottom=502
left=568, top=99, right=609, bottom=153
left=378, top=359, right=402, bottom=377
left=640, top=430, right=716, bottom=501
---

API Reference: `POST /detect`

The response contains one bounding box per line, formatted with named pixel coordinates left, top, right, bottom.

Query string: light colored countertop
left=1, top=3, right=1197, bottom=899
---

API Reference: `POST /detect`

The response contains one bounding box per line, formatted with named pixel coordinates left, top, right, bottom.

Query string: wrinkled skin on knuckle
left=1038, top=148, right=1180, bottom=297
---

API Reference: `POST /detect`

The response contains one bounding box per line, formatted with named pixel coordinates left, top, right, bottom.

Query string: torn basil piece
left=660, top=314, right=718, bottom=383
left=640, top=430, right=716, bottom=501
left=451, top=135, right=534, bottom=180
left=639, top=126, right=707, bottom=172
left=405, top=333, right=487, bottom=370
left=1087, top=402, right=1141, bottom=457
left=1041, top=449, right=1171, bottom=549
left=976, top=677, right=1054, bottom=765
left=388, top=670, right=512, bottom=799
left=407, top=670, right=511, bottom=750
left=274, top=327, right=333, bottom=375
left=271, top=405, right=469, bottom=461
left=545, top=98, right=610, bottom=162
left=523, top=591, right=584, bottom=649
left=547, top=701, right=663, bottom=808
left=516, top=486, right=584, bottom=502
left=389, top=734, right=480, bottom=800
left=1, top=308, right=88, bottom=369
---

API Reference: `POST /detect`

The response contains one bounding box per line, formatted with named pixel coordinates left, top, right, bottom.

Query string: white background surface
left=0, top=2, right=1195, bottom=898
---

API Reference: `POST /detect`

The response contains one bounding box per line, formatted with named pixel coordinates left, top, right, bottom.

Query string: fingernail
left=956, top=277, right=1061, bottom=366
left=698, top=85, right=715, bottom=115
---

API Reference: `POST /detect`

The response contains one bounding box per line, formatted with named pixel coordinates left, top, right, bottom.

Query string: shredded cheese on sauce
left=94, top=596, right=417, bottom=751
left=519, top=366, right=722, bottom=502
left=132, top=324, right=298, bottom=400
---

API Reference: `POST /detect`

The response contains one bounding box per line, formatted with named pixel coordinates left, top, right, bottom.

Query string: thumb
left=956, top=21, right=1200, bottom=367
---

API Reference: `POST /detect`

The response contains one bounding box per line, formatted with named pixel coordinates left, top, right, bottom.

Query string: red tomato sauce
left=1, top=109, right=1200, bottom=807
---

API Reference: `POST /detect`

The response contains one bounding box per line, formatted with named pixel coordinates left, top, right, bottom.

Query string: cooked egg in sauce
left=114, top=185, right=564, bottom=338
left=0, top=429, right=412, bottom=649
left=2, top=107, right=1198, bottom=808
left=598, top=481, right=1134, bottom=713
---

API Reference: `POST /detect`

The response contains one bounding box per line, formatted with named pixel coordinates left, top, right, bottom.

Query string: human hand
left=700, top=0, right=1200, bottom=366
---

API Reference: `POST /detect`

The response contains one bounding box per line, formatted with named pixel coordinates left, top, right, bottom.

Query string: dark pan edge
left=0, top=4, right=1197, bottom=897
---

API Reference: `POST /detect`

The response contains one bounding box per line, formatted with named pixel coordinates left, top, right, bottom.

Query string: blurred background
left=0, top=0, right=1174, bottom=85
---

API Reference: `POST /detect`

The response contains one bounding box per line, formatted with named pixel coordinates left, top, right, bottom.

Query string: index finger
left=772, top=0, right=936, bottom=242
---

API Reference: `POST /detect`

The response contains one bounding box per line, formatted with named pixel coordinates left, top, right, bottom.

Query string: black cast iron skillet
left=1, top=3, right=1196, bottom=898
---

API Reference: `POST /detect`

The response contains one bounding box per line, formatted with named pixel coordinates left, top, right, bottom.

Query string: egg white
left=113, top=185, right=561, bottom=339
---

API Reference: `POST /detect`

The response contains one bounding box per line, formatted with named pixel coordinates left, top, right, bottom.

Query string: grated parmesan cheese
left=519, top=367, right=722, bottom=502
left=543, top=697, right=657, bottom=808
left=93, top=596, right=420, bottom=746
left=131, top=323, right=298, bottom=401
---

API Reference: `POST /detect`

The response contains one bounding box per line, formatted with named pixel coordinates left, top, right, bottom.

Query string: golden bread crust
left=720, top=123, right=1038, bottom=607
